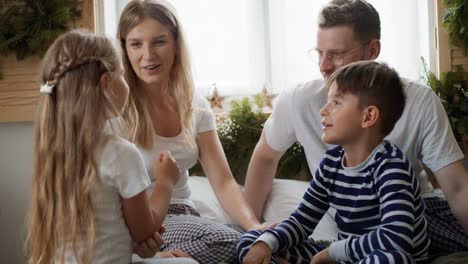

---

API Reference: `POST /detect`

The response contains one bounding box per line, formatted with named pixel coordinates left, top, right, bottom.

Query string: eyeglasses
left=308, top=41, right=372, bottom=66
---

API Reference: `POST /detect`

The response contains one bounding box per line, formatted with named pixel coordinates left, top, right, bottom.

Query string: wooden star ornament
left=208, top=86, right=224, bottom=109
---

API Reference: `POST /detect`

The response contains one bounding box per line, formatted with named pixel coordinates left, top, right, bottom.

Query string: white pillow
left=188, top=176, right=337, bottom=241
left=263, top=178, right=337, bottom=241
left=263, top=178, right=310, bottom=223
left=189, top=176, right=234, bottom=224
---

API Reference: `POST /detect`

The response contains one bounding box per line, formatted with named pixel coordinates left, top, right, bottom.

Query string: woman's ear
left=361, top=105, right=380, bottom=129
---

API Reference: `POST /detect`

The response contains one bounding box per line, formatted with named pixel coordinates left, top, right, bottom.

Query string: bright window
left=99, top=0, right=434, bottom=95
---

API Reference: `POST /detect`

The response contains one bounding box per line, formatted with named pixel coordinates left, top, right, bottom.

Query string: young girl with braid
left=26, top=30, right=198, bottom=264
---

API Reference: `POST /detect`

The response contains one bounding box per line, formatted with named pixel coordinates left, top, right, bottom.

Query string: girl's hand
left=243, top=242, right=272, bottom=264
left=311, top=249, right=335, bottom=264
left=132, top=231, right=165, bottom=258
left=154, top=151, right=181, bottom=187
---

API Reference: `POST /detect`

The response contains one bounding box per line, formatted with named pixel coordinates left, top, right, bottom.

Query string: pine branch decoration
left=443, top=0, right=468, bottom=52
left=190, top=94, right=312, bottom=183
left=422, top=58, right=468, bottom=151
left=0, top=0, right=82, bottom=60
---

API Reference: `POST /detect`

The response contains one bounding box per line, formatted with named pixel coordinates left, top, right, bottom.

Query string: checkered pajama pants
left=237, top=230, right=416, bottom=264
left=156, top=198, right=467, bottom=263
left=160, top=204, right=243, bottom=264
left=423, top=196, right=468, bottom=255
left=237, top=230, right=324, bottom=264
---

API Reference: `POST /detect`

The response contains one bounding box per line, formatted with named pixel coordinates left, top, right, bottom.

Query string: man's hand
left=243, top=242, right=272, bottom=264
left=311, top=249, right=335, bottom=264
left=133, top=226, right=166, bottom=258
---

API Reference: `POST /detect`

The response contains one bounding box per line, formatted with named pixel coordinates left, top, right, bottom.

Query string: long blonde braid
left=27, top=30, right=121, bottom=264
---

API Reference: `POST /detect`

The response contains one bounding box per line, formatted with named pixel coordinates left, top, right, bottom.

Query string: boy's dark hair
left=318, top=0, right=380, bottom=42
left=327, top=61, right=406, bottom=137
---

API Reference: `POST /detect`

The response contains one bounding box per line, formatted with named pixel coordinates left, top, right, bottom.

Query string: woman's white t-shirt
left=137, top=93, right=216, bottom=207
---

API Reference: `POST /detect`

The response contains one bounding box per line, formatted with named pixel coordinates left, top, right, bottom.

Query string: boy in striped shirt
left=237, top=61, right=430, bottom=264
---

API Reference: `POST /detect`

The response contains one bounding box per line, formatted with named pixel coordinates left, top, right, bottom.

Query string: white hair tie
left=40, top=82, right=55, bottom=94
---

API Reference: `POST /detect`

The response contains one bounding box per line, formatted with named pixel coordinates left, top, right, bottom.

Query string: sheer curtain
left=169, top=0, right=267, bottom=96
left=268, top=0, right=432, bottom=92
left=101, top=0, right=433, bottom=95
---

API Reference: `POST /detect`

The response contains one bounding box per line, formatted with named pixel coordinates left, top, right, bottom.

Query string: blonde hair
left=117, top=0, right=195, bottom=149
left=27, top=29, right=121, bottom=264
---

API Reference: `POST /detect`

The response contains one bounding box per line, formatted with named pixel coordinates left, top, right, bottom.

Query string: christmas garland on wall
left=443, top=0, right=468, bottom=51
left=438, top=0, right=468, bottom=151
left=423, top=59, right=468, bottom=152
left=0, top=0, right=82, bottom=60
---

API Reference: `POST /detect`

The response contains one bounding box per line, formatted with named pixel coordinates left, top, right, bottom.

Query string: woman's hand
left=154, top=151, right=180, bottom=187
left=311, top=249, right=335, bottom=264
left=159, top=249, right=192, bottom=258
left=244, top=221, right=278, bottom=232
left=255, top=222, right=278, bottom=231
left=242, top=242, right=272, bottom=264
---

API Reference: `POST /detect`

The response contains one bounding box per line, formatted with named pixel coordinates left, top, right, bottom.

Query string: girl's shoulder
left=100, top=136, right=142, bottom=167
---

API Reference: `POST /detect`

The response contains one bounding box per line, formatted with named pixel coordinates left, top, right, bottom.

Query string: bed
left=188, top=176, right=337, bottom=242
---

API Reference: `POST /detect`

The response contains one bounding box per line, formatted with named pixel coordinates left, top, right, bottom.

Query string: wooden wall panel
left=435, top=0, right=451, bottom=77
left=451, top=48, right=468, bottom=71
left=0, top=0, right=96, bottom=123
left=77, top=0, right=96, bottom=31
left=0, top=55, right=41, bottom=122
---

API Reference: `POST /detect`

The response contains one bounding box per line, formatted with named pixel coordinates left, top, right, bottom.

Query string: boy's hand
left=243, top=242, right=272, bottom=264
left=154, top=151, right=181, bottom=187
left=311, top=249, right=335, bottom=264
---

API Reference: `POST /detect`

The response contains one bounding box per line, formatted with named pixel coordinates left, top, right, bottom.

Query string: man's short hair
left=319, top=0, right=381, bottom=42
left=327, top=61, right=405, bottom=136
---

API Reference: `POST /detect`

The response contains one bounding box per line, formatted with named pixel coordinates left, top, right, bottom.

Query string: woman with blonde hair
left=27, top=29, right=198, bottom=264
left=118, top=0, right=261, bottom=263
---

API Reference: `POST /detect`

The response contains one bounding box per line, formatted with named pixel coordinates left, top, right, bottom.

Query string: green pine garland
left=425, top=0, right=468, bottom=151
left=443, top=0, right=468, bottom=51
left=422, top=59, right=468, bottom=152
left=0, top=0, right=81, bottom=60
left=190, top=94, right=312, bottom=184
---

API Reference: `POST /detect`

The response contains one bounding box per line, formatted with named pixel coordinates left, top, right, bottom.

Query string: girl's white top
left=63, top=135, right=151, bottom=263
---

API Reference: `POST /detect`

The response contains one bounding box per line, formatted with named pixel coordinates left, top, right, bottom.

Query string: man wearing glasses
left=244, top=0, right=468, bottom=256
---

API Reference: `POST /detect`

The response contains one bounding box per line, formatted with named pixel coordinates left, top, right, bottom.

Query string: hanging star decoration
left=207, top=85, right=224, bottom=109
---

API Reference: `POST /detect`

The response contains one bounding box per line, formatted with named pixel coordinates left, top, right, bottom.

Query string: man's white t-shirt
left=137, top=93, right=217, bottom=207
left=264, top=79, right=464, bottom=194
left=64, top=135, right=151, bottom=263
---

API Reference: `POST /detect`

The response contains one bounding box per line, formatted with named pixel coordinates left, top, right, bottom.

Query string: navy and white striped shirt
left=260, top=141, right=429, bottom=262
